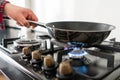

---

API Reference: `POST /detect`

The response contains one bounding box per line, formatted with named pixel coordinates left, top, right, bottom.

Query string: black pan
left=28, top=21, right=115, bottom=46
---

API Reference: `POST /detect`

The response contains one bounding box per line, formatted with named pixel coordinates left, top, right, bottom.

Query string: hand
left=4, top=3, right=38, bottom=28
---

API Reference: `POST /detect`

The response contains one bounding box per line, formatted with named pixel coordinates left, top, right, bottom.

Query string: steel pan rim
left=52, top=27, right=115, bottom=32
left=47, top=21, right=116, bottom=32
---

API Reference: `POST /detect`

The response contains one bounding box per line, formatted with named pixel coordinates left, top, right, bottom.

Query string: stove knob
left=21, top=47, right=31, bottom=62
left=59, top=61, right=72, bottom=75
left=30, top=49, right=43, bottom=71
left=32, top=49, right=42, bottom=60
left=56, top=61, right=74, bottom=80
left=42, top=54, right=58, bottom=79
left=44, top=54, right=54, bottom=67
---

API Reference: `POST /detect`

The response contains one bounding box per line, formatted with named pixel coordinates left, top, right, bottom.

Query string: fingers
left=16, top=20, right=30, bottom=28
left=14, top=8, right=38, bottom=28
left=28, top=9, right=38, bottom=21
left=27, top=10, right=38, bottom=28
left=16, top=18, right=37, bottom=28
left=16, top=22, right=23, bottom=26
left=16, top=16, right=30, bottom=28
left=21, top=10, right=38, bottom=28
left=15, top=12, right=31, bottom=28
left=5, top=3, right=38, bottom=28
left=17, top=18, right=38, bottom=28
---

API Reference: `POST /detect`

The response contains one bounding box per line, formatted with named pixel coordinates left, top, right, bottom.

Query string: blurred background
left=7, top=0, right=120, bottom=41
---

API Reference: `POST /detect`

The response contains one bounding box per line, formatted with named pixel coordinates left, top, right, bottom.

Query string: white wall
left=71, top=0, right=120, bottom=41
left=10, top=0, right=120, bottom=41
left=7, top=0, right=25, bottom=7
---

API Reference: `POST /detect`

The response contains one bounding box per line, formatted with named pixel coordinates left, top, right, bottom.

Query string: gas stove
left=0, top=33, right=120, bottom=80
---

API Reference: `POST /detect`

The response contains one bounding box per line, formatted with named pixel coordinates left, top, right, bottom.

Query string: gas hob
left=0, top=35, right=120, bottom=80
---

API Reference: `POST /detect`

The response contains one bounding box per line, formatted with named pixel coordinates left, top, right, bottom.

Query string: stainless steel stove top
left=0, top=27, right=120, bottom=80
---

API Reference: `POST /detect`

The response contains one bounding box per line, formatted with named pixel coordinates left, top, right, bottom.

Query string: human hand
left=4, top=3, right=38, bottom=28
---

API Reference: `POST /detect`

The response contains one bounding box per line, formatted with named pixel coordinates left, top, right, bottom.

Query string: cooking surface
left=9, top=49, right=120, bottom=80
left=0, top=26, right=120, bottom=80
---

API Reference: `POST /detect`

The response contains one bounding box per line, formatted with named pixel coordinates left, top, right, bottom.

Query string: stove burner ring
left=14, top=39, right=41, bottom=46
left=13, top=39, right=42, bottom=51
left=68, top=48, right=88, bottom=58
left=17, top=40, right=39, bottom=44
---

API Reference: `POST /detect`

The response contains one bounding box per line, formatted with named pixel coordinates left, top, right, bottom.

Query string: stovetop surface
left=13, top=51, right=120, bottom=79
left=0, top=27, right=120, bottom=80
left=0, top=44, right=120, bottom=80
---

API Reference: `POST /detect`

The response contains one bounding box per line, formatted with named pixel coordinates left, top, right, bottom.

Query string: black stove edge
left=87, top=50, right=115, bottom=68
left=2, top=37, right=20, bottom=48
left=0, top=45, right=14, bottom=54
left=0, top=49, right=42, bottom=80
left=95, top=45, right=120, bottom=52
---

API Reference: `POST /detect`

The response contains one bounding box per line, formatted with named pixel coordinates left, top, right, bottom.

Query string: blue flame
left=67, top=42, right=86, bottom=47
left=68, top=47, right=88, bottom=58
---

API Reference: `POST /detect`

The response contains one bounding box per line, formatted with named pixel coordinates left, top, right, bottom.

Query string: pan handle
left=27, top=20, right=55, bottom=38
left=28, top=20, right=47, bottom=28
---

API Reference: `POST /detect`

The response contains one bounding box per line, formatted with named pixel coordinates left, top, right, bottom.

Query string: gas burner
left=64, top=42, right=88, bottom=58
left=13, top=39, right=41, bottom=51
left=1, top=35, right=120, bottom=80
left=68, top=47, right=88, bottom=58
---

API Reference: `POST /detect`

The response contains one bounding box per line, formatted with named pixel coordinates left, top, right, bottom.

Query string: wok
left=28, top=21, right=115, bottom=46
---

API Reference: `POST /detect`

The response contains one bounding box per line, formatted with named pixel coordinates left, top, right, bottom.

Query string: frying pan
left=28, top=21, right=115, bottom=46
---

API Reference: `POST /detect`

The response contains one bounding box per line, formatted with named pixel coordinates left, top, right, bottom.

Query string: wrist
left=0, top=0, right=9, bottom=14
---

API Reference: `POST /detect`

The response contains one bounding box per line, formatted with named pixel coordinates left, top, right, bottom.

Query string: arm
left=0, top=0, right=38, bottom=28
left=0, top=0, right=9, bottom=29
left=4, top=3, right=38, bottom=28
